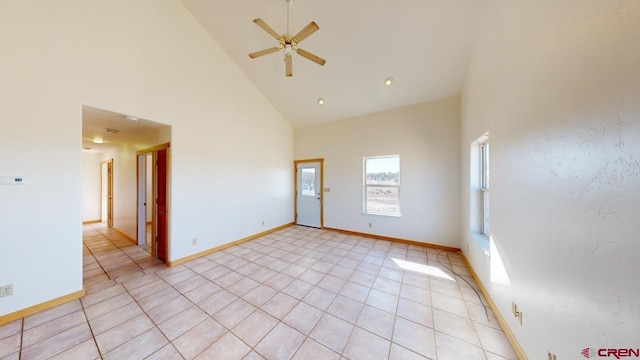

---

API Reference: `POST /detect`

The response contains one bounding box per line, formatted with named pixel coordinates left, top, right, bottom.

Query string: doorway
left=295, top=159, right=323, bottom=228
left=101, top=159, right=114, bottom=227
left=136, top=154, right=153, bottom=251
left=137, top=143, right=170, bottom=262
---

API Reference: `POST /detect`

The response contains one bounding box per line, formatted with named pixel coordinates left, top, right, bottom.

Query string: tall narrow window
left=363, top=155, right=400, bottom=216
left=480, top=142, right=490, bottom=236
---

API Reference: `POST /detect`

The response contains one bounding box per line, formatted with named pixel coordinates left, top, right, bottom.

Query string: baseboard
left=113, top=227, right=137, bottom=244
left=82, top=220, right=101, bottom=225
left=322, top=227, right=460, bottom=252
left=0, top=289, right=85, bottom=326
left=461, top=255, right=528, bottom=360
left=167, top=222, right=295, bottom=267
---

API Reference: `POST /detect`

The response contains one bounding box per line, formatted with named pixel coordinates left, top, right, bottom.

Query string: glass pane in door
left=301, top=168, right=316, bottom=196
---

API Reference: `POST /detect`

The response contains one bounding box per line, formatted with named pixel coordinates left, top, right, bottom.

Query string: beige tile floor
left=0, top=223, right=517, bottom=360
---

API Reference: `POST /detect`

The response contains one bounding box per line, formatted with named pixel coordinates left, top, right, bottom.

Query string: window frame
left=363, top=155, right=401, bottom=217
left=480, top=141, right=489, bottom=236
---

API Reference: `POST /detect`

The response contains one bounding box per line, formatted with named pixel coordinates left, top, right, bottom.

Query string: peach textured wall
left=460, top=1, right=640, bottom=358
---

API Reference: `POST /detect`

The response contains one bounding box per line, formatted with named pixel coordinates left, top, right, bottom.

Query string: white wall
left=295, top=98, right=461, bottom=247
left=461, top=1, right=640, bottom=358
left=0, top=0, right=293, bottom=317
left=82, top=153, right=102, bottom=222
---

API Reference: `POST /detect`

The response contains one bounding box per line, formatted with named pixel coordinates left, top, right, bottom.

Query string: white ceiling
left=181, top=0, right=484, bottom=128
left=82, top=106, right=168, bottom=154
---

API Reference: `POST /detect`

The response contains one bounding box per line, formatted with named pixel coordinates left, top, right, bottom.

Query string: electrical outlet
left=192, top=238, right=197, bottom=246
left=0, top=284, right=13, bottom=297
left=368, top=222, right=372, bottom=228
left=262, top=220, right=265, bottom=226
left=547, top=349, right=557, bottom=360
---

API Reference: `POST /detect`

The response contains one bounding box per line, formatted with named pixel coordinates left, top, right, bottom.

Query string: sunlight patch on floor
left=392, top=258, right=455, bottom=281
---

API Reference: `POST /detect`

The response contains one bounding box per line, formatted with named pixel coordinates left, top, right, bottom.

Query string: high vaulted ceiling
left=181, top=0, right=484, bottom=128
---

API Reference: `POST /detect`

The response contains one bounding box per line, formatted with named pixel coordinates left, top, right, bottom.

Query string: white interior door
left=100, top=162, right=107, bottom=222
left=137, top=154, right=147, bottom=246
left=297, top=162, right=321, bottom=228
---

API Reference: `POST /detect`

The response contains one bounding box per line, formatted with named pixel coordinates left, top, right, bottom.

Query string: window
left=480, top=141, right=489, bottom=236
left=301, top=168, right=316, bottom=196
left=363, top=155, right=400, bottom=216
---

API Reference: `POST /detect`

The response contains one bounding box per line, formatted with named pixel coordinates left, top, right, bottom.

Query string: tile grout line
left=18, top=318, right=24, bottom=360
left=82, top=229, right=111, bottom=282
left=78, top=294, right=105, bottom=360
left=386, top=247, right=405, bottom=359
left=430, top=255, right=441, bottom=360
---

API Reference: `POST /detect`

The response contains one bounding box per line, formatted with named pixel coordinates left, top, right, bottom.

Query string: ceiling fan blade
left=292, top=21, right=319, bottom=44
left=249, top=47, right=280, bottom=59
left=253, top=18, right=282, bottom=40
left=297, top=49, right=326, bottom=66
left=285, top=54, right=292, bottom=77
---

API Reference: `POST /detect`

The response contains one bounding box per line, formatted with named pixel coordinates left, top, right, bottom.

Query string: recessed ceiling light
left=317, top=98, right=324, bottom=105
left=125, top=115, right=138, bottom=121
left=92, top=137, right=103, bottom=144
left=384, top=77, right=393, bottom=86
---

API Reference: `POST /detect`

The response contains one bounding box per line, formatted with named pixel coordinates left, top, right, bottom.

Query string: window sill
left=468, top=231, right=490, bottom=256
left=363, top=212, right=402, bottom=218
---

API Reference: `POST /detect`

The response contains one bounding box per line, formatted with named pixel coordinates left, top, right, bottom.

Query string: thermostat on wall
left=0, top=176, right=25, bottom=185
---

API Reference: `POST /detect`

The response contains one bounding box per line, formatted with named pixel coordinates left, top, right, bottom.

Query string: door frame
left=136, top=153, right=151, bottom=246
left=136, top=143, right=170, bottom=262
left=101, top=159, right=114, bottom=227
left=294, top=158, right=324, bottom=228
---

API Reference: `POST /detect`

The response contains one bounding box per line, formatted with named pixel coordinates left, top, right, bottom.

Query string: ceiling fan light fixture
left=385, top=77, right=393, bottom=86
left=317, top=98, right=324, bottom=105
left=249, top=0, right=325, bottom=77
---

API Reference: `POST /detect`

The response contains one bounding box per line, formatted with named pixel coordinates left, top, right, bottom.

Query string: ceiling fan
left=249, top=0, right=326, bottom=77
